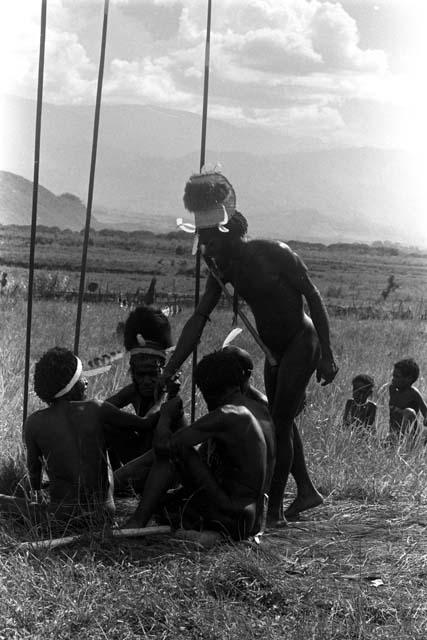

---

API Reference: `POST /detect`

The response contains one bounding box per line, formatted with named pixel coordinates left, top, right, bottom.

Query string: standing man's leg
left=264, top=326, right=322, bottom=524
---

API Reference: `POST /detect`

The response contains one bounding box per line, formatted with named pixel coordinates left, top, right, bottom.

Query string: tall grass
left=1, top=297, right=427, bottom=638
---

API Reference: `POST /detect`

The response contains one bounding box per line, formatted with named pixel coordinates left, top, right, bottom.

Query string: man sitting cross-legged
left=0, top=347, right=163, bottom=530
left=116, top=350, right=275, bottom=541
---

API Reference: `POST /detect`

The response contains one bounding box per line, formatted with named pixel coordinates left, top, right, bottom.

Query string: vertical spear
left=74, top=0, right=109, bottom=355
left=190, top=0, right=212, bottom=422
left=22, top=0, right=47, bottom=425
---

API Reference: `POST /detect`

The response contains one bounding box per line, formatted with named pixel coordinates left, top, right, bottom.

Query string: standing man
left=157, top=172, right=338, bottom=526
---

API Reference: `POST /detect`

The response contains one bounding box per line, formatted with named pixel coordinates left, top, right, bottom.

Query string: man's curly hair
left=224, top=210, right=248, bottom=239
left=352, top=374, right=374, bottom=389
left=394, top=358, right=420, bottom=384
left=222, top=345, right=253, bottom=381
left=124, top=305, right=172, bottom=351
left=34, top=347, right=79, bottom=403
left=195, top=350, right=244, bottom=399
left=183, top=178, right=230, bottom=212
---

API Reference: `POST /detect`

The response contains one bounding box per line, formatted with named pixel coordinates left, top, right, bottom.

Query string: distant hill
left=0, top=171, right=98, bottom=230
left=0, top=169, right=391, bottom=244
left=1, top=95, right=425, bottom=245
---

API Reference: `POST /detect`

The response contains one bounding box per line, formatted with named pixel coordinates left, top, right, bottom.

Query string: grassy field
left=0, top=290, right=427, bottom=638
left=2, top=224, right=427, bottom=312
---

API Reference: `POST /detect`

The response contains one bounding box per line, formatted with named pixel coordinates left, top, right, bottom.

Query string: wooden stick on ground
left=16, top=525, right=171, bottom=552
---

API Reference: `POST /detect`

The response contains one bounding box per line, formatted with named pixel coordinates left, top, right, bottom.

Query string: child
left=343, top=374, right=377, bottom=429
left=0, top=347, right=160, bottom=529
left=388, top=358, right=427, bottom=440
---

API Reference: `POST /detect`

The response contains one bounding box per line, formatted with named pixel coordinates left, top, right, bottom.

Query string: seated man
left=106, top=305, right=185, bottom=470
left=116, top=350, right=275, bottom=541
left=0, top=347, right=160, bottom=529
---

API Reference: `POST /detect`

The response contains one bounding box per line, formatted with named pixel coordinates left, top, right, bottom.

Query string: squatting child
left=388, top=358, right=427, bottom=440
left=343, top=374, right=377, bottom=429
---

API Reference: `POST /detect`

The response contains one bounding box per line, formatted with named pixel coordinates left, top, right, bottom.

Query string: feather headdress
left=177, top=172, right=236, bottom=249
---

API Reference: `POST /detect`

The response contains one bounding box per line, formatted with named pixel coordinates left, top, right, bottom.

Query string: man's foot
left=266, top=510, right=289, bottom=528
left=283, top=491, right=323, bottom=519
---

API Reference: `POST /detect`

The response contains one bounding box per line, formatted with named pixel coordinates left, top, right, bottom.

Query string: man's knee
left=271, top=407, right=295, bottom=431
left=402, top=408, right=417, bottom=422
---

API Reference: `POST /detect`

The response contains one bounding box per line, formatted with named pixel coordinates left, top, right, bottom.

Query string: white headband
left=54, top=356, right=83, bottom=398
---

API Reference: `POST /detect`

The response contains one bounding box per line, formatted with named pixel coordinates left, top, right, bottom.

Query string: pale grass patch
left=0, top=299, right=427, bottom=638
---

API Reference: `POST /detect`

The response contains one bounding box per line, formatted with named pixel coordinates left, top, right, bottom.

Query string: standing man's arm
left=157, top=274, right=222, bottom=389
left=280, top=246, right=338, bottom=385
left=23, top=417, right=43, bottom=491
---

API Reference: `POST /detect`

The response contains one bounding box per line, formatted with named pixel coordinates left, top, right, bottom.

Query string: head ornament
left=177, top=170, right=236, bottom=254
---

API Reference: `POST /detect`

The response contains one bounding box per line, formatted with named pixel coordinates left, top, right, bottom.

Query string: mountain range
left=1, top=94, right=424, bottom=245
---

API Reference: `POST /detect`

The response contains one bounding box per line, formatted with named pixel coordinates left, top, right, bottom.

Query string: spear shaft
left=206, top=260, right=277, bottom=367
left=191, top=0, right=212, bottom=422
left=74, top=0, right=109, bottom=355
left=23, top=0, right=47, bottom=425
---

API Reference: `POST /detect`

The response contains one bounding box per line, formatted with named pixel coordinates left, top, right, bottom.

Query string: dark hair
left=222, top=345, right=253, bottom=380
left=183, top=179, right=230, bottom=212
left=124, top=306, right=172, bottom=351
left=195, top=351, right=243, bottom=399
left=394, top=358, right=419, bottom=383
left=34, top=347, right=79, bottom=403
left=225, top=210, right=248, bottom=238
left=352, top=374, right=374, bottom=389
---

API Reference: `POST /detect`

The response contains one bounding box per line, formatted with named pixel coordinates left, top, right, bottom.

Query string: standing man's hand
left=166, top=371, right=181, bottom=399
left=316, top=354, right=339, bottom=386
left=154, top=371, right=171, bottom=402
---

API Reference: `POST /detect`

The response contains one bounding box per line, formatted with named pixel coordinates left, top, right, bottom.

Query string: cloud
left=105, top=57, right=196, bottom=108
left=310, top=2, right=387, bottom=71
left=0, top=1, right=98, bottom=103
left=1, top=0, right=403, bottom=149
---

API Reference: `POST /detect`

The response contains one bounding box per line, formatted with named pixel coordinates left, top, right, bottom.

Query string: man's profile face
left=69, top=376, right=88, bottom=401
left=198, top=227, right=229, bottom=261
left=130, top=356, right=162, bottom=398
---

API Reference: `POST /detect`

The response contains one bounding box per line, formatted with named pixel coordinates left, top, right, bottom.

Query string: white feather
left=222, top=327, right=243, bottom=348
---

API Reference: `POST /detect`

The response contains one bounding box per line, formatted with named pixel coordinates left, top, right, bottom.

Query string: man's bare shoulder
left=219, top=403, right=259, bottom=428
left=245, top=239, right=301, bottom=268
left=24, top=408, right=49, bottom=432
left=246, top=238, right=293, bottom=254
left=410, top=387, right=424, bottom=402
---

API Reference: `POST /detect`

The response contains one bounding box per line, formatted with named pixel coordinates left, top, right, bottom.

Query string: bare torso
left=25, top=401, right=111, bottom=507
left=214, top=240, right=314, bottom=355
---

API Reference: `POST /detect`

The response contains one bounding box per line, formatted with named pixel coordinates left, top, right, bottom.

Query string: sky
left=1, top=0, right=426, bottom=153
